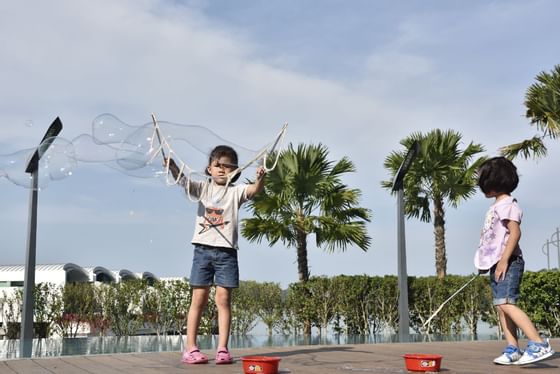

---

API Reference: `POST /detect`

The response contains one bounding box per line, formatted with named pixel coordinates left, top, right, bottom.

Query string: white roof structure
left=0, top=263, right=159, bottom=287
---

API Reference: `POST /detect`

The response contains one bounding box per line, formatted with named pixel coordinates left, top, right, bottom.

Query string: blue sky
left=1, top=0, right=560, bottom=287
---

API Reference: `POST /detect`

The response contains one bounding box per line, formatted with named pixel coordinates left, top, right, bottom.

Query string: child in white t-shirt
left=166, top=145, right=265, bottom=365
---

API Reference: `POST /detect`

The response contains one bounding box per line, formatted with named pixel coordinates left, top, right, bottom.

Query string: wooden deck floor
left=0, top=338, right=558, bottom=373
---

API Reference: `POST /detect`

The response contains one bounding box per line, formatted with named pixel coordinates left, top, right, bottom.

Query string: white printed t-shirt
left=183, top=179, right=249, bottom=250
left=474, top=196, right=523, bottom=270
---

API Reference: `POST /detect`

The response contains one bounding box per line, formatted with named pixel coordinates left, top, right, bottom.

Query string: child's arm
left=245, top=166, right=266, bottom=199
left=165, top=157, right=183, bottom=181
left=494, top=219, right=521, bottom=281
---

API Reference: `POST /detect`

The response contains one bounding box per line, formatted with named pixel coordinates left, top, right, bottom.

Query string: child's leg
left=215, top=285, right=232, bottom=349
left=498, top=304, right=543, bottom=343
left=496, top=305, right=519, bottom=347
left=186, top=286, right=210, bottom=350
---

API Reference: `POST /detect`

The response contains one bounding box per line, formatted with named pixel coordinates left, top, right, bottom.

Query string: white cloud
left=1, top=0, right=559, bottom=283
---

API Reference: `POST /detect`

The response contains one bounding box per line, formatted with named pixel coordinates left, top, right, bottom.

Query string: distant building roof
left=0, top=264, right=66, bottom=272
left=119, top=269, right=139, bottom=281
left=93, top=266, right=117, bottom=283
left=0, top=263, right=158, bottom=285
left=63, top=263, right=91, bottom=283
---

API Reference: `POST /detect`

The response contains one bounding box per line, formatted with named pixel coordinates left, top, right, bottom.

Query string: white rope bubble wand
left=151, top=115, right=288, bottom=202
left=150, top=113, right=192, bottom=190
left=263, top=122, right=288, bottom=172
left=422, top=273, right=479, bottom=330
left=224, top=121, right=288, bottom=185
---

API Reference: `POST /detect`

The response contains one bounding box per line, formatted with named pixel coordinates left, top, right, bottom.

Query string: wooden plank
left=4, top=359, right=51, bottom=374
left=58, top=356, right=126, bottom=374
left=0, top=361, right=17, bottom=374
left=27, top=358, right=91, bottom=374
left=2, top=339, right=558, bottom=374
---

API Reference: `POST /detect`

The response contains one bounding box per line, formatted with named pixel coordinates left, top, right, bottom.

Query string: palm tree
left=501, top=64, right=560, bottom=159
left=242, top=143, right=372, bottom=283
left=381, top=130, right=485, bottom=279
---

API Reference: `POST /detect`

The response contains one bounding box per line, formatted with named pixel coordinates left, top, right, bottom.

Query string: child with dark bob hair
left=475, top=156, right=554, bottom=365
left=166, top=145, right=266, bottom=365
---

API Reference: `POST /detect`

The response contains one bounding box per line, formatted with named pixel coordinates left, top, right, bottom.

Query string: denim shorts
left=189, top=244, right=239, bottom=288
left=489, top=255, right=524, bottom=306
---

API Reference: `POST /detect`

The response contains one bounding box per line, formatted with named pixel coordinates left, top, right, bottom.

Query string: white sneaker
left=493, top=344, right=523, bottom=365
left=518, top=338, right=555, bottom=365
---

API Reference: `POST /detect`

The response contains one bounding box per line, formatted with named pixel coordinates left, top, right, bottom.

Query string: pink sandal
left=182, top=346, right=209, bottom=364
left=215, top=347, right=234, bottom=364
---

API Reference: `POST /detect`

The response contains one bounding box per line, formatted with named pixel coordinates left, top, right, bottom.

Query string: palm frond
left=499, top=136, right=548, bottom=160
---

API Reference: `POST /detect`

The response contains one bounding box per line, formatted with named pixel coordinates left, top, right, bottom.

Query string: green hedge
left=2, top=271, right=558, bottom=339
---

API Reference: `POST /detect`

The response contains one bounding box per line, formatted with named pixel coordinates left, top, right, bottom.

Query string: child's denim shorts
left=189, top=244, right=239, bottom=288
left=489, top=255, right=524, bottom=306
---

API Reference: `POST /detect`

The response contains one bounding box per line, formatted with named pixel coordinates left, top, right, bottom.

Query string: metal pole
left=554, top=228, right=560, bottom=270
left=557, top=228, right=560, bottom=271
left=391, top=141, right=418, bottom=343
left=542, top=240, right=550, bottom=271
left=19, top=117, right=62, bottom=358
left=20, top=170, right=38, bottom=357
left=397, top=188, right=410, bottom=342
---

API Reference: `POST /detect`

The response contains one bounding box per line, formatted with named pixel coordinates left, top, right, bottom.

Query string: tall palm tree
left=381, top=130, right=485, bottom=279
left=242, top=143, right=372, bottom=283
left=501, top=64, right=560, bottom=159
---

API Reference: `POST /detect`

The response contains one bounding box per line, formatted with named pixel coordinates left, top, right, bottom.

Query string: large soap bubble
left=0, top=137, right=76, bottom=189
left=1, top=113, right=287, bottom=190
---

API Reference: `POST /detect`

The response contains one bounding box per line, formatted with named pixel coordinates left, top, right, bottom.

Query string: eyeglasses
left=211, top=162, right=237, bottom=170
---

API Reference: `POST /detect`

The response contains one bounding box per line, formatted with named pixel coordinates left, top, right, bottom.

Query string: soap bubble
left=1, top=113, right=287, bottom=190
left=0, top=137, right=76, bottom=188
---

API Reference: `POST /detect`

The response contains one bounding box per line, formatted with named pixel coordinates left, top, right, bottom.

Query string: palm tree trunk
left=296, top=230, right=309, bottom=282
left=433, top=198, right=447, bottom=279
left=296, top=228, right=312, bottom=335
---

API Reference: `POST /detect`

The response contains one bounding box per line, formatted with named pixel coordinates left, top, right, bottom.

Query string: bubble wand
left=422, top=274, right=479, bottom=329
left=151, top=113, right=167, bottom=159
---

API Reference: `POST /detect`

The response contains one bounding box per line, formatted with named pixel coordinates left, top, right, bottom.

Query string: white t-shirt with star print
left=184, top=180, right=249, bottom=250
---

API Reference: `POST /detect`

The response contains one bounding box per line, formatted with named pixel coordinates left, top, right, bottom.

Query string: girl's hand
left=256, top=166, right=266, bottom=180
left=164, top=157, right=180, bottom=179
left=494, top=259, right=509, bottom=282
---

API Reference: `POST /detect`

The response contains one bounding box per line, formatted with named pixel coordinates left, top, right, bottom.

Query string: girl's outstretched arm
left=245, top=166, right=266, bottom=199
left=165, top=157, right=183, bottom=180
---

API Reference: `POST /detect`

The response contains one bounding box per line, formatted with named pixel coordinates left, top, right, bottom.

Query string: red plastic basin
left=402, top=353, right=443, bottom=372
left=240, top=355, right=281, bottom=374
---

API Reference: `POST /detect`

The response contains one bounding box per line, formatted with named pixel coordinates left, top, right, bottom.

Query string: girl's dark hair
left=206, top=145, right=240, bottom=183
left=477, top=156, right=519, bottom=194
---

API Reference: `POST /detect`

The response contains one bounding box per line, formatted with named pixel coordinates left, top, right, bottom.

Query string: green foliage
left=32, top=282, right=61, bottom=338
left=381, top=130, right=485, bottom=278
left=306, top=276, right=340, bottom=335
left=525, top=65, right=560, bottom=139
left=99, top=280, right=144, bottom=337
left=332, top=275, right=376, bottom=335
left=255, top=282, right=284, bottom=336
left=285, top=282, right=316, bottom=334
left=501, top=64, right=560, bottom=159
left=1, top=288, right=23, bottom=323
left=3, top=271, right=558, bottom=340
left=53, top=282, right=95, bottom=338
left=242, top=143, right=372, bottom=282
left=518, top=271, right=560, bottom=337
left=231, top=281, right=260, bottom=334
left=374, top=276, right=400, bottom=334
left=458, top=275, right=494, bottom=336
left=142, top=279, right=191, bottom=336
